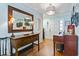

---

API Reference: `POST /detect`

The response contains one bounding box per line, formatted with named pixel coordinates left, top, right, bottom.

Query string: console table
left=53, top=35, right=78, bottom=56
left=10, top=33, right=39, bottom=56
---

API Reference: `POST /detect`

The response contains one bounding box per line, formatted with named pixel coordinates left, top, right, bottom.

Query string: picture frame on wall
left=71, top=12, right=79, bottom=27
left=8, top=5, right=34, bottom=33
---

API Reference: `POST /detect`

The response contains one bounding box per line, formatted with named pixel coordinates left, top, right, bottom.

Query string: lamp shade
left=67, top=24, right=75, bottom=34
left=46, top=10, right=55, bottom=15
left=68, top=24, right=74, bottom=30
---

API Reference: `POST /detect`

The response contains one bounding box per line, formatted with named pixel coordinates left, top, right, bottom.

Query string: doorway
left=43, top=18, right=60, bottom=40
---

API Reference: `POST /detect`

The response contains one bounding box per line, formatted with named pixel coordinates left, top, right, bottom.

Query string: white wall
left=0, top=3, right=43, bottom=55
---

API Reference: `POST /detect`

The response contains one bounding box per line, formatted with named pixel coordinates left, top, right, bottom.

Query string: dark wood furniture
left=64, top=35, right=78, bottom=56
left=10, top=33, right=39, bottom=56
left=53, top=35, right=78, bottom=56
left=53, top=35, right=64, bottom=56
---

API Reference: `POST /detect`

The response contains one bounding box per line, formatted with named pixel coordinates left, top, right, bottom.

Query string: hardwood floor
left=17, top=39, right=63, bottom=56
left=18, top=39, right=53, bottom=56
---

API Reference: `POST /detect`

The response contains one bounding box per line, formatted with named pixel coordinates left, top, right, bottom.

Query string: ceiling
left=25, top=3, right=79, bottom=15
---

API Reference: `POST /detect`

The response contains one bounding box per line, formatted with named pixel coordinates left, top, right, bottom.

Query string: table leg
left=54, top=42, right=55, bottom=56
left=10, top=38, right=12, bottom=56
left=38, top=35, right=39, bottom=51
left=16, top=49, right=19, bottom=56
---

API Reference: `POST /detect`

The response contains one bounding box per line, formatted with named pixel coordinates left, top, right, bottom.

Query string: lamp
left=46, top=4, right=55, bottom=15
left=67, top=24, right=75, bottom=35
left=11, top=17, right=15, bottom=37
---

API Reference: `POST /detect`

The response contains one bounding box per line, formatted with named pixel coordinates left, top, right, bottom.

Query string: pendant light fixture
left=46, top=4, right=55, bottom=15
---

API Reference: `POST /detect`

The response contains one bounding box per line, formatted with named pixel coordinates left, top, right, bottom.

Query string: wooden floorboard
left=14, top=39, right=63, bottom=56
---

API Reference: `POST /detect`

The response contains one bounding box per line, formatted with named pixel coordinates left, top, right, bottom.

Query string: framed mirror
left=8, top=5, right=34, bottom=33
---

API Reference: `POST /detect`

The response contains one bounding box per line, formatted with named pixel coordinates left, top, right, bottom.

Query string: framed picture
left=8, top=5, right=34, bottom=33
left=71, top=12, right=79, bottom=27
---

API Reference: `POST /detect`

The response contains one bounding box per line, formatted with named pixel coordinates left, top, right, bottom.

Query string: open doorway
left=43, top=16, right=60, bottom=40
